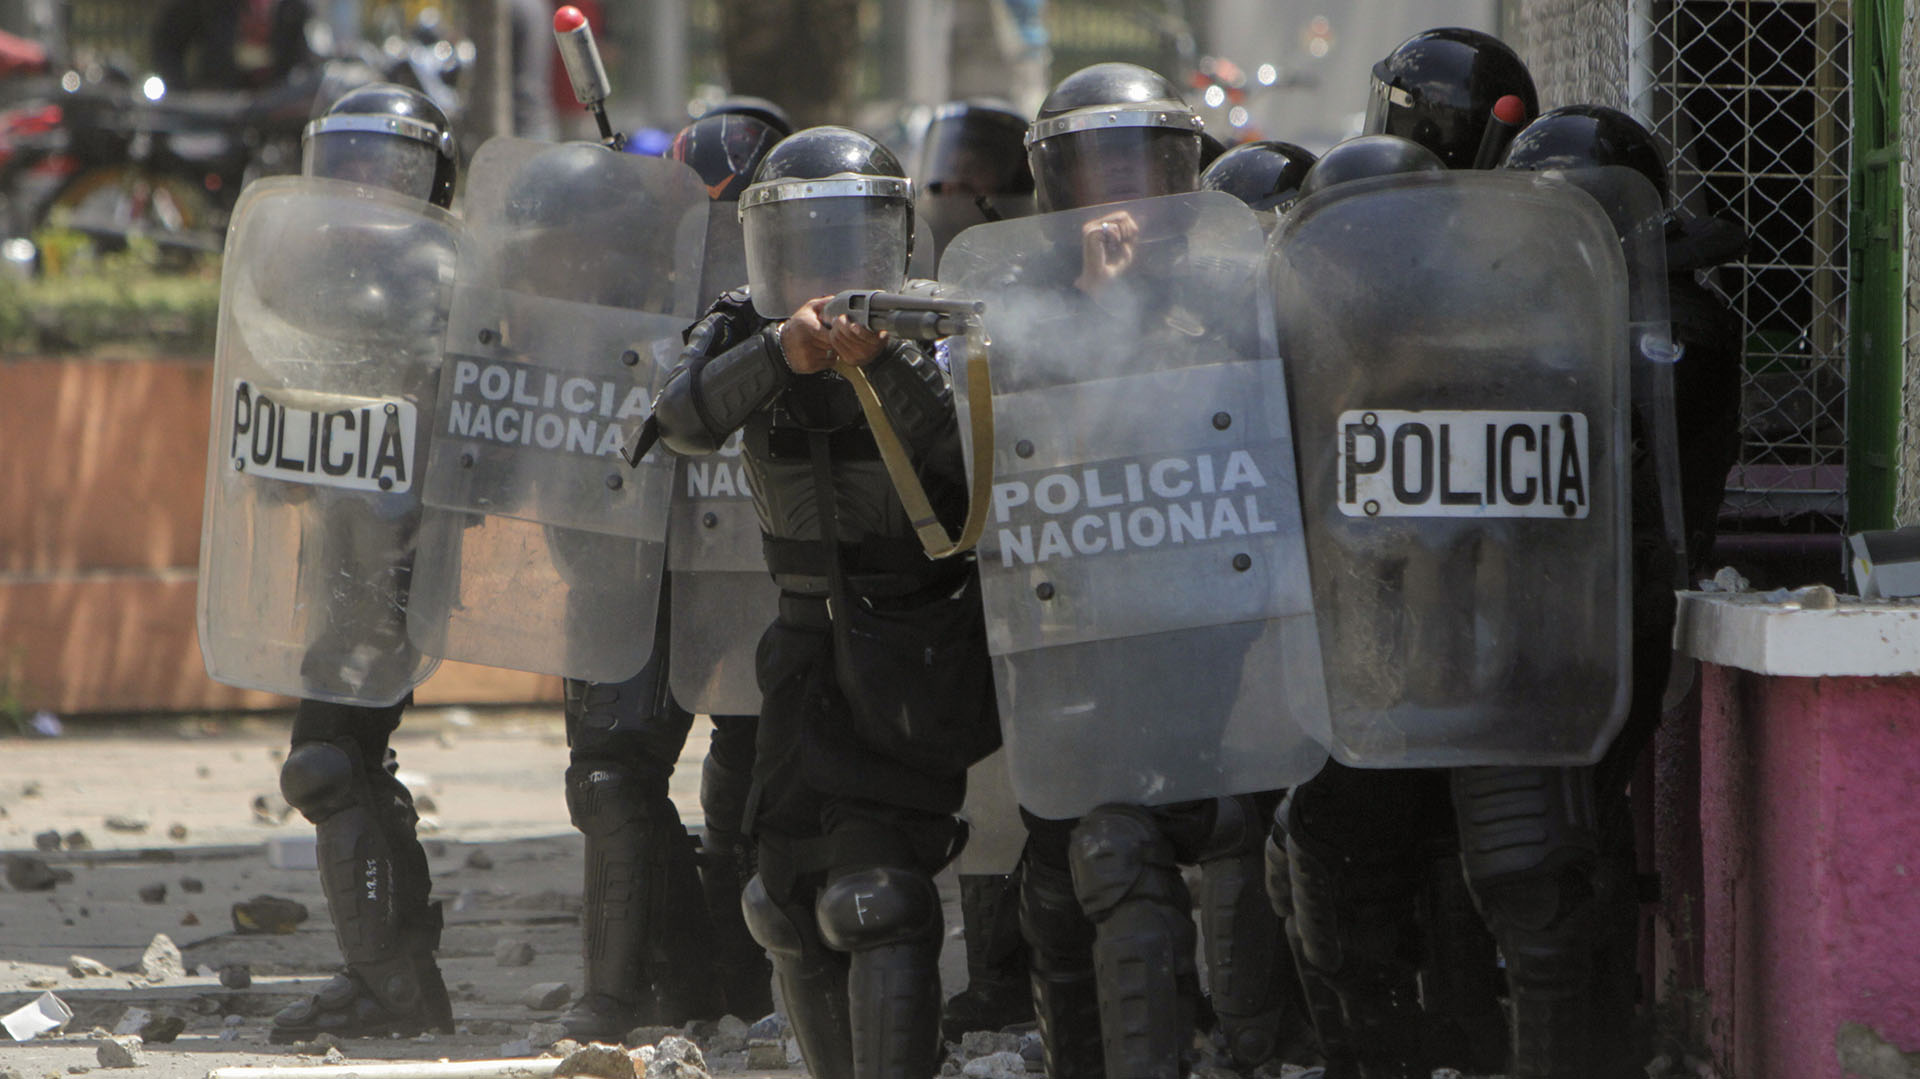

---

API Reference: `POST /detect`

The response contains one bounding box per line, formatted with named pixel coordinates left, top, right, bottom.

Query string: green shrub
left=0, top=228, right=221, bottom=354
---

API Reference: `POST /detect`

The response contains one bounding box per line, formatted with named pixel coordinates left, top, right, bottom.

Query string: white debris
left=2, top=991, right=72, bottom=1040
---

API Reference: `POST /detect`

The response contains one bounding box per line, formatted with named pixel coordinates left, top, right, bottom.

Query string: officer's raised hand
left=1075, top=209, right=1139, bottom=294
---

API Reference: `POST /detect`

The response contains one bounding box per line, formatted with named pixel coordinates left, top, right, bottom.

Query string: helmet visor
left=1363, top=64, right=1399, bottom=137
left=742, top=194, right=910, bottom=318
left=303, top=131, right=439, bottom=203
left=1029, top=127, right=1199, bottom=213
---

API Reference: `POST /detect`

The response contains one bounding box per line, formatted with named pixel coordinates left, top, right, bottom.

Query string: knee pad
left=1191, top=794, right=1267, bottom=863
left=1068, top=805, right=1180, bottom=921
left=564, top=665, right=688, bottom=747
left=565, top=760, right=673, bottom=839
left=741, top=873, right=808, bottom=960
left=1452, top=766, right=1599, bottom=897
left=281, top=740, right=360, bottom=824
left=816, top=867, right=940, bottom=952
left=1263, top=829, right=1291, bottom=919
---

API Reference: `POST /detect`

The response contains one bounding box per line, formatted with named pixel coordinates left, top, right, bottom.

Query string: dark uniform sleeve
left=653, top=290, right=791, bottom=456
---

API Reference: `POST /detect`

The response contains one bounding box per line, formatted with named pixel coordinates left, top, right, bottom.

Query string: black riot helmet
left=702, top=96, right=794, bottom=138
left=1297, top=134, right=1444, bottom=200
left=302, top=83, right=458, bottom=209
left=1364, top=28, right=1538, bottom=170
left=667, top=112, right=784, bottom=202
left=1026, top=62, right=1205, bottom=213
left=1201, top=140, right=1318, bottom=213
left=917, top=100, right=1034, bottom=260
left=500, top=141, right=674, bottom=309
left=739, top=126, right=914, bottom=318
left=1499, top=104, right=1670, bottom=203
left=1197, top=130, right=1228, bottom=173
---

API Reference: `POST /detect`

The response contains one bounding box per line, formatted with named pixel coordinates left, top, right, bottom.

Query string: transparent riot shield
left=957, top=749, right=1025, bottom=875
left=940, top=190, right=1330, bottom=821
left=1270, top=169, right=1632, bottom=767
left=406, top=138, right=708, bottom=683
left=695, top=211, right=749, bottom=309
left=198, top=176, right=461, bottom=706
left=665, top=431, right=779, bottom=715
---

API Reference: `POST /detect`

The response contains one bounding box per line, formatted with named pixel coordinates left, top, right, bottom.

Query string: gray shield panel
left=406, top=137, right=709, bottom=683
left=697, top=212, right=749, bottom=308
left=1271, top=169, right=1632, bottom=767
left=941, top=190, right=1329, bottom=820
left=666, top=431, right=778, bottom=715
left=198, top=176, right=461, bottom=706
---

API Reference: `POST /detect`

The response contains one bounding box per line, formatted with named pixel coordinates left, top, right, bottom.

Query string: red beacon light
left=553, top=6, right=586, bottom=33
left=1493, top=94, right=1528, bottom=127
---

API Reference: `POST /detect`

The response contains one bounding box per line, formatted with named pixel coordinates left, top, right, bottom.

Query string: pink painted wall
left=1695, top=666, right=1920, bottom=1078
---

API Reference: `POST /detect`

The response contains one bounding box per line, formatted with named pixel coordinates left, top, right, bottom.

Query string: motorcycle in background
left=0, top=10, right=469, bottom=267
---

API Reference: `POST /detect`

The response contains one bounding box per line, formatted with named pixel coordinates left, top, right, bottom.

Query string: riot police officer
left=907, top=96, right=1040, bottom=1043
left=1266, top=132, right=1509, bottom=1079
left=555, top=110, right=786, bottom=1041
left=915, top=99, right=1035, bottom=265
left=651, top=125, right=998, bottom=1079
left=1198, top=139, right=1317, bottom=218
left=266, top=83, right=460, bottom=1044
left=1363, top=26, right=1539, bottom=169
left=1269, top=35, right=1545, bottom=1074
left=1011, top=62, right=1310, bottom=1079
left=1473, top=104, right=1739, bottom=1079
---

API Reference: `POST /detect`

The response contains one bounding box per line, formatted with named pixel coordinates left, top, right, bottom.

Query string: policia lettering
left=230, top=380, right=416, bottom=493
left=1337, top=409, right=1590, bottom=518
left=989, top=447, right=1285, bottom=567
left=443, top=358, right=650, bottom=458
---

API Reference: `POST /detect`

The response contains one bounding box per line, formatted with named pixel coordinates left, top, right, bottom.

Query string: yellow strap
left=834, top=340, right=995, bottom=560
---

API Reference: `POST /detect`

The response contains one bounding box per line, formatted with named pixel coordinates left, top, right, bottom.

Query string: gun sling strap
left=833, top=336, right=994, bottom=560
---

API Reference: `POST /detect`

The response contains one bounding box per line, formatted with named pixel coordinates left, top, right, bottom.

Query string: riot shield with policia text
left=1271, top=168, right=1634, bottom=768
left=406, top=138, right=708, bottom=683
left=665, top=429, right=779, bottom=716
left=937, top=190, right=1331, bottom=821
left=198, top=176, right=462, bottom=707
left=662, top=203, right=777, bottom=715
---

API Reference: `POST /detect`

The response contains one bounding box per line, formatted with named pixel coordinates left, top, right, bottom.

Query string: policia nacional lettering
left=990, top=448, right=1284, bottom=568
left=230, top=380, right=416, bottom=494
left=444, top=358, right=649, bottom=458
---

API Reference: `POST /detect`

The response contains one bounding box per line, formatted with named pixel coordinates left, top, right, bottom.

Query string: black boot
left=700, top=748, right=775, bottom=1020
left=743, top=874, right=854, bottom=1079
left=1287, top=832, right=1430, bottom=1079
left=273, top=732, right=452, bottom=1043
left=941, top=872, right=1034, bottom=1039
left=1022, top=859, right=1104, bottom=1079
left=1418, top=854, right=1508, bottom=1073
left=562, top=755, right=724, bottom=1040
left=1072, top=807, right=1200, bottom=1079
left=1199, top=845, right=1306, bottom=1069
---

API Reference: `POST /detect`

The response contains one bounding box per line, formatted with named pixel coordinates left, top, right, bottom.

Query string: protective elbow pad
left=816, top=867, right=941, bottom=952
left=653, top=328, right=788, bottom=456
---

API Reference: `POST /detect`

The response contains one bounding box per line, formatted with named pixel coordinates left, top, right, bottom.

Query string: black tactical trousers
left=274, top=695, right=451, bottom=1040
left=741, top=604, right=965, bottom=1079
left=1021, top=792, right=1297, bottom=1079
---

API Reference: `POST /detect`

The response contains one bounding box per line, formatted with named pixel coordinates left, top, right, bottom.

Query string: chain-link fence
left=1510, top=0, right=1855, bottom=527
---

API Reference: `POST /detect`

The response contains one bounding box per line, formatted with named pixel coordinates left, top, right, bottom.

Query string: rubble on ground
left=93, top=1035, right=144, bottom=1069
